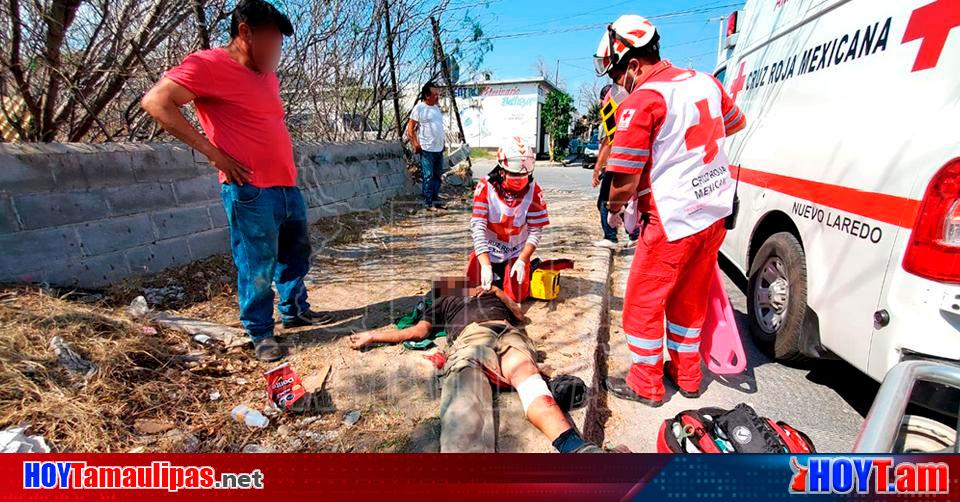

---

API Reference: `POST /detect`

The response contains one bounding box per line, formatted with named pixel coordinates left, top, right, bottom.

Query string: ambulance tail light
left=726, top=11, right=738, bottom=37
left=903, top=158, right=960, bottom=283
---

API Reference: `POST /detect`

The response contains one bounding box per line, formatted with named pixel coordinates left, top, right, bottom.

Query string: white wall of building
left=452, top=82, right=546, bottom=152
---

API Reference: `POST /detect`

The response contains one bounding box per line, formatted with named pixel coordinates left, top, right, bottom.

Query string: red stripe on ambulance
left=730, top=165, right=920, bottom=228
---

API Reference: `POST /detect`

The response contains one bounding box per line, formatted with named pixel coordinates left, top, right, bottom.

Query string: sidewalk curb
left=578, top=246, right=614, bottom=445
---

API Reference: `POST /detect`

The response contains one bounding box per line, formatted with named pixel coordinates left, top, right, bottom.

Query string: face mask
left=611, top=84, right=630, bottom=103
left=503, top=176, right=529, bottom=192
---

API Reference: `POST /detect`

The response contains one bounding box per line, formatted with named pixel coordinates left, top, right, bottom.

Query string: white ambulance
left=713, top=0, right=960, bottom=405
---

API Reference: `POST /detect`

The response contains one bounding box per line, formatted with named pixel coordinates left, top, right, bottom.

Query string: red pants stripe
left=622, top=213, right=726, bottom=401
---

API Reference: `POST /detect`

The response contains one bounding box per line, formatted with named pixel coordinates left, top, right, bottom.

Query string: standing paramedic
left=407, top=82, right=446, bottom=211
left=592, top=15, right=746, bottom=407
left=141, top=0, right=332, bottom=363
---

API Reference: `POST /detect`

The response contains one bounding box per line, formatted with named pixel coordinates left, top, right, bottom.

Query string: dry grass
left=0, top=287, right=265, bottom=452
left=0, top=188, right=475, bottom=452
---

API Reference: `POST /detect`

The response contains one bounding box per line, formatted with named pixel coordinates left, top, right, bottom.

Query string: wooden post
left=430, top=15, right=471, bottom=169
left=383, top=0, right=404, bottom=141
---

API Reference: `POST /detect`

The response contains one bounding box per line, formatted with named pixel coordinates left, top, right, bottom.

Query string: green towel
left=396, top=298, right=446, bottom=350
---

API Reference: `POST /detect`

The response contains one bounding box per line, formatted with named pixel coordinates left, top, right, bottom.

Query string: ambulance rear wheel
left=747, top=232, right=808, bottom=362
left=894, top=415, right=956, bottom=453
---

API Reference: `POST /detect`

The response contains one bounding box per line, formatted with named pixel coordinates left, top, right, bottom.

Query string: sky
left=455, top=0, right=745, bottom=111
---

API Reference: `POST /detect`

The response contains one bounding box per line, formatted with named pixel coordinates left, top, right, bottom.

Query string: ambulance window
left=714, top=67, right=727, bottom=85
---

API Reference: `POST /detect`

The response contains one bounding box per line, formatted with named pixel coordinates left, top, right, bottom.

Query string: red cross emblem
left=729, top=62, right=746, bottom=102
left=684, top=99, right=724, bottom=164
left=902, top=0, right=960, bottom=72
left=488, top=214, right=523, bottom=242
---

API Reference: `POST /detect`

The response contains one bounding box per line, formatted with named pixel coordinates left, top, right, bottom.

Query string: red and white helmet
left=593, top=15, right=658, bottom=76
left=497, top=136, right=536, bottom=175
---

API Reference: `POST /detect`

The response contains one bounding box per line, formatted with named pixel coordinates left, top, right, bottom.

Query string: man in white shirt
left=406, top=82, right=446, bottom=211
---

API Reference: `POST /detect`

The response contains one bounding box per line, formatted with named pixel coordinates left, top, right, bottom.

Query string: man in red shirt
left=142, top=0, right=331, bottom=362
left=592, top=15, right=746, bottom=406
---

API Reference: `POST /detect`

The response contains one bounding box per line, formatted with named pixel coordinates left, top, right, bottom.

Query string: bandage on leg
left=516, top=374, right=553, bottom=414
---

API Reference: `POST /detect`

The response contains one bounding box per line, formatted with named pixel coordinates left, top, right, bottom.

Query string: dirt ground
left=0, top=177, right=611, bottom=453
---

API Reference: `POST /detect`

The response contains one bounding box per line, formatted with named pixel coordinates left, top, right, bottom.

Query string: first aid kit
left=263, top=362, right=306, bottom=409
left=656, top=403, right=815, bottom=453
left=529, top=259, right=574, bottom=301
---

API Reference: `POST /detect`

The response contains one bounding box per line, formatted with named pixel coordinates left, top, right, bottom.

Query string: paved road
left=473, top=157, right=876, bottom=452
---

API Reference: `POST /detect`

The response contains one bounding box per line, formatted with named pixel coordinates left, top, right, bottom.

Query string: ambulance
left=712, top=0, right=960, bottom=410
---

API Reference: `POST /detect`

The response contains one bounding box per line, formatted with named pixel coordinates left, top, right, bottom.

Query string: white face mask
left=610, top=84, right=630, bottom=103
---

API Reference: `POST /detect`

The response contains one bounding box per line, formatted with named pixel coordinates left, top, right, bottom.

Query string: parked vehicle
left=582, top=131, right=600, bottom=170
left=714, top=0, right=960, bottom=417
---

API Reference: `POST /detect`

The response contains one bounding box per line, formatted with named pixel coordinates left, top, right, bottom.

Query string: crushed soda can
left=263, top=363, right=306, bottom=409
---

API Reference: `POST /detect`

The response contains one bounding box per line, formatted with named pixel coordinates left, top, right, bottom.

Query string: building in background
left=447, top=77, right=559, bottom=156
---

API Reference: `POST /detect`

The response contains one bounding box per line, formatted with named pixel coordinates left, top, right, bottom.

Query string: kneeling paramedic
left=593, top=15, right=746, bottom=407
left=347, top=277, right=604, bottom=453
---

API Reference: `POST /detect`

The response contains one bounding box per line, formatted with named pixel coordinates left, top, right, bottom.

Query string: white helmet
left=497, top=136, right=536, bottom=175
left=593, top=15, right=658, bottom=76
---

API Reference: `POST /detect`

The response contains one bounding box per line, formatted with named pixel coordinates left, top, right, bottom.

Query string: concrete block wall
left=0, top=141, right=415, bottom=288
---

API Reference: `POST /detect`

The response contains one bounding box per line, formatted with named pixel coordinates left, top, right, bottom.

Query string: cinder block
left=0, top=227, right=81, bottom=276
left=132, top=145, right=197, bottom=182
left=151, top=206, right=212, bottom=240
left=355, top=177, right=378, bottom=195
left=0, top=151, right=58, bottom=193
left=13, top=190, right=111, bottom=230
left=77, top=145, right=137, bottom=188
left=208, top=203, right=229, bottom=228
left=42, top=252, right=130, bottom=288
left=126, top=238, right=192, bottom=275
left=35, top=144, right=88, bottom=191
left=104, top=182, right=177, bottom=217
left=0, top=194, right=21, bottom=233
left=76, top=214, right=155, bottom=256
left=173, top=175, right=220, bottom=205
left=187, top=227, right=230, bottom=260
left=307, top=203, right=350, bottom=223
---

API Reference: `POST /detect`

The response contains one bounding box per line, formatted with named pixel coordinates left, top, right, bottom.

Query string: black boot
left=664, top=361, right=702, bottom=398
left=604, top=377, right=663, bottom=407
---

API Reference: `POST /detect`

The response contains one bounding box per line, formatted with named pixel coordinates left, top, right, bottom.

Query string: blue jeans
left=420, top=150, right=443, bottom=207
left=221, top=184, right=312, bottom=342
left=598, top=171, right=639, bottom=242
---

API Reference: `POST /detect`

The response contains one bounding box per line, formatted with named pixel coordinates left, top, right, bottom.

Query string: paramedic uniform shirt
left=410, top=102, right=445, bottom=153
left=164, top=48, right=297, bottom=188
left=606, top=60, right=742, bottom=241
left=424, top=294, right=517, bottom=341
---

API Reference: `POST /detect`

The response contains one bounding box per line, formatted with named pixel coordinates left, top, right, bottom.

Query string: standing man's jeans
left=420, top=150, right=444, bottom=207
left=221, top=183, right=312, bottom=343
left=598, top=171, right=639, bottom=242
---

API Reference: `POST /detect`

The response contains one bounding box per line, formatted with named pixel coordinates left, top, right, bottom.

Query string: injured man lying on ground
left=347, top=276, right=604, bottom=453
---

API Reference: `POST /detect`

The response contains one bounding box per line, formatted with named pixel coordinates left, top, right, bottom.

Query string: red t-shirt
left=164, top=48, right=297, bottom=187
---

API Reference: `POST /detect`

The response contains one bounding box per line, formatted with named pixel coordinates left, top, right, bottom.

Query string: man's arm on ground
left=141, top=78, right=250, bottom=184
left=347, top=320, right=432, bottom=350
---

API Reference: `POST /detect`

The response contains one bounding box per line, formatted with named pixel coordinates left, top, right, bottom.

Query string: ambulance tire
left=747, top=232, right=808, bottom=362
left=893, top=415, right=956, bottom=453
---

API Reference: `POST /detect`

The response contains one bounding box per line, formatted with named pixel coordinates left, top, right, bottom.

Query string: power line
left=479, top=3, right=742, bottom=41
left=499, top=0, right=730, bottom=33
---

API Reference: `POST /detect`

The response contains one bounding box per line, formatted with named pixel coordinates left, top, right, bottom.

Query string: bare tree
left=0, top=0, right=493, bottom=143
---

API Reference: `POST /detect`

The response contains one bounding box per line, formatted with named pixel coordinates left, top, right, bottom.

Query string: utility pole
left=430, top=15, right=471, bottom=169
left=383, top=0, right=404, bottom=141
left=708, top=16, right=727, bottom=63
left=555, top=59, right=560, bottom=84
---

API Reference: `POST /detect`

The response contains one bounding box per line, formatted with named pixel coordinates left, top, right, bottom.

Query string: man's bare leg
left=500, top=347, right=571, bottom=441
